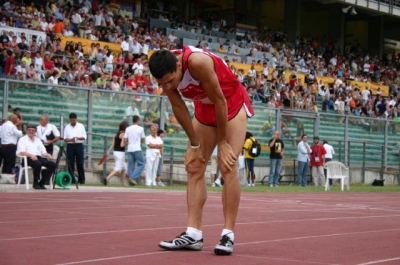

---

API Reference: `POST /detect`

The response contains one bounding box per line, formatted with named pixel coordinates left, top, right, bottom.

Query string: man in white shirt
left=124, top=115, right=145, bottom=185
left=132, top=58, right=144, bottom=75
left=297, top=134, right=311, bottom=187
left=71, top=10, right=82, bottom=35
left=361, top=88, right=370, bottom=105
left=323, top=140, right=335, bottom=185
left=15, top=61, right=28, bottom=80
left=168, top=31, right=178, bottom=43
left=132, top=19, right=139, bottom=30
left=64, top=113, right=87, bottom=184
left=262, top=62, right=269, bottom=78
left=323, top=140, right=335, bottom=163
left=334, top=96, right=345, bottom=124
left=145, top=126, right=163, bottom=186
left=36, top=114, right=60, bottom=155
left=16, top=124, right=56, bottom=189
left=1, top=114, right=23, bottom=174
left=124, top=101, right=140, bottom=124
left=121, top=36, right=130, bottom=59
left=130, top=39, right=142, bottom=59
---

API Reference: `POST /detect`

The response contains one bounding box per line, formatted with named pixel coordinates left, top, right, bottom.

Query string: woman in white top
left=34, top=52, right=44, bottom=80
left=104, top=51, right=114, bottom=74
left=48, top=70, right=58, bottom=85
left=110, top=75, right=122, bottom=102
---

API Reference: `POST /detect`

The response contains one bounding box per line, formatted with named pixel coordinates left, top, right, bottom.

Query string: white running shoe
left=159, top=232, right=203, bottom=251
left=214, top=234, right=234, bottom=255
left=157, top=182, right=165, bottom=187
left=214, top=179, right=222, bottom=187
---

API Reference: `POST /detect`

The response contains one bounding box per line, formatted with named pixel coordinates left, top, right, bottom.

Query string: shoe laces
left=220, top=235, right=233, bottom=246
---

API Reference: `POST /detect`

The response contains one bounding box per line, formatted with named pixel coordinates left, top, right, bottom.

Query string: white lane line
left=234, top=228, right=400, bottom=246
left=1, top=215, right=400, bottom=242
left=55, top=250, right=337, bottom=265
left=357, top=257, right=400, bottom=265
left=54, top=229, right=400, bottom=265
left=54, top=251, right=169, bottom=265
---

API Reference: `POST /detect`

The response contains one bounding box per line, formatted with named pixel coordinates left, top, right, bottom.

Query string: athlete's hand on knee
left=218, top=141, right=237, bottom=172
left=184, top=148, right=205, bottom=173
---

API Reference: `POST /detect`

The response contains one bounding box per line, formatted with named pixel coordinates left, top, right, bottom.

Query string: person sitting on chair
left=16, top=124, right=56, bottom=189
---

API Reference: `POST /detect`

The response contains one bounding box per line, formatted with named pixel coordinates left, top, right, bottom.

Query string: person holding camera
left=36, top=114, right=60, bottom=156
left=268, top=131, right=284, bottom=187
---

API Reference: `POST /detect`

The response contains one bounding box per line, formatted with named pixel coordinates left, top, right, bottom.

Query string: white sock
left=186, top=227, right=202, bottom=241
left=221, top=229, right=234, bottom=241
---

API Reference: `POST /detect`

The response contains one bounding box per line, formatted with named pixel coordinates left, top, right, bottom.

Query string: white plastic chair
left=17, top=155, right=49, bottom=190
left=324, top=161, right=350, bottom=191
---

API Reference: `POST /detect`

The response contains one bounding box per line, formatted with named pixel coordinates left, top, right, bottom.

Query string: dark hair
left=148, top=49, right=178, bottom=79
left=157, top=129, right=165, bottom=136
left=115, top=121, right=128, bottom=138
left=245, top=131, right=253, bottom=139
left=26, top=124, right=36, bottom=130
left=69, top=112, right=77, bottom=119
left=132, top=115, right=140, bottom=123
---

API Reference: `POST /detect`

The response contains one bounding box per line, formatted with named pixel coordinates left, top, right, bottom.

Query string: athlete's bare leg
left=186, top=107, right=247, bottom=231
left=186, top=119, right=217, bottom=230
left=219, top=108, right=247, bottom=230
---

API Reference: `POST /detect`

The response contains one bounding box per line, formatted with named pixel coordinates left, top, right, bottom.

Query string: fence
left=1, top=79, right=399, bottom=184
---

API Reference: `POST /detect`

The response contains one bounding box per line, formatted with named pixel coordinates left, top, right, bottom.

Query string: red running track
left=0, top=190, right=400, bottom=265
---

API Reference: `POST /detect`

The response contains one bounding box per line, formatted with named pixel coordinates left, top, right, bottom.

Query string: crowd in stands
left=0, top=0, right=399, bottom=132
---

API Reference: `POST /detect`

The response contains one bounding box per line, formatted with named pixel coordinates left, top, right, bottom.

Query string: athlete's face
left=155, top=61, right=182, bottom=91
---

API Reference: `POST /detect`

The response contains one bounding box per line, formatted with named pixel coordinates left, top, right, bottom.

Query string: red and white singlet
left=174, top=46, right=254, bottom=126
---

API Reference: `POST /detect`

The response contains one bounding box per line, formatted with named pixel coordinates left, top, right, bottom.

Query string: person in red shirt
left=124, top=53, right=134, bottom=65
left=133, top=72, right=149, bottom=89
left=112, top=64, right=125, bottom=86
left=125, top=73, right=137, bottom=92
left=43, top=54, right=55, bottom=78
left=310, top=136, right=326, bottom=187
left=4, top=50, right=15, bottom=78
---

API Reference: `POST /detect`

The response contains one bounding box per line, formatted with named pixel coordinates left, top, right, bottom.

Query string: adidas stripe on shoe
left=214, top=234, right=234, bottom=255
left=159, top=232, right=203, bottom=251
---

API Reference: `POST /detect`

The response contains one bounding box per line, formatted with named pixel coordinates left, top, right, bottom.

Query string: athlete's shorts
left=194, top=85, right=254, bottom=127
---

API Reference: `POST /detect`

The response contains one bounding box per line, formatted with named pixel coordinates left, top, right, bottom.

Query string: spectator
left=310, top=136, right=326, bottom=187
left=123, top=115, right=145, bottom=185
left=103, top=121, right=128, bottom=186
left=144, top=125, right=163, bottom=186
left=297, top=134, right=311, bottom=187
left=36, top=114, right=60, bottom=156
left=243, top=131, right=257, bottom=187
left=124, top=100, right=140, bottom=125
left=323, top=140, right=335, bottom=185
left=156, top=129, right=166, bottom=187
left=4, top=50, right=15, bottom=78
left=16, top=124, right=56, bottom=189
left=64, top=112, right=87, bottom=184
left=209, top=146, right=220, bottom=187
left=1, top=114, right=22, bottom=174
left=268, top=130, right=284, bottom=187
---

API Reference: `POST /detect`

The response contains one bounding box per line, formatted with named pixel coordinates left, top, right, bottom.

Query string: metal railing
left=1, top=79, right=399, bottom=183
